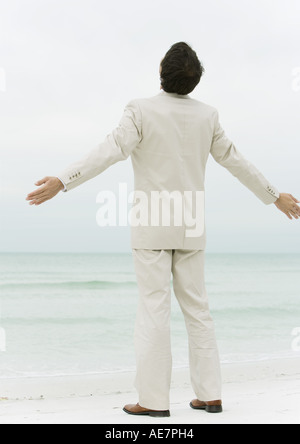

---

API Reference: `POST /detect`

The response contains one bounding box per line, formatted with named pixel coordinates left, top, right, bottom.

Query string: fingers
left=294, top=206, right=300, bottom=217
left=290, top=195, right=300, bottom=204
left=29, top=199, right=47, bottom=206
left=28, top=187, right=54, bottom=205
left=26, top=188, right=46, bottom=200
left=29, top=197, right=49, bottom=206
left=27, top=194, right=47, bottom=205
left=290, top=208, right=300, bottom=219
left=286, top=203, right=300, bottom=219
left=35, top=177, right=49, bottom=187
left=276, top=202, right=299, bottom=220
left=26, top=178, right=50, bottom=203
left=27, top=190, right=50, bottom=205
left=289, top=196, right=300, bottom=218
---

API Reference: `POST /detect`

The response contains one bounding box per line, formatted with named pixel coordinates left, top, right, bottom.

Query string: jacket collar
left=160, top=91, right=190, bottom=99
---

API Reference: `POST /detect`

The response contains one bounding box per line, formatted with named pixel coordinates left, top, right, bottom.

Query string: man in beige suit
left=27, top=42, right=300, bottom=417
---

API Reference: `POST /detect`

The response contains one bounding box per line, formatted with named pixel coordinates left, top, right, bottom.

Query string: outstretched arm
left=26, top=101, right=142, bottom=206
left=210, top=110, right=300, bottom=220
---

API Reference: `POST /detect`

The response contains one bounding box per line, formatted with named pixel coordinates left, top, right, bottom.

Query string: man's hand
left=26, top=177, right=64, bottom=206
left=274, top=193, right=300, bottom=220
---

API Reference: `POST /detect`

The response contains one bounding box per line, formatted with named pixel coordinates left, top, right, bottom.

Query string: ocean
left=0, top=253, right=299, bottom=379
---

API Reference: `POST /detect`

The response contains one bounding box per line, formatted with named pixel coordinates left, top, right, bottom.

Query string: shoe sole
left=190, top=402, right=223, bottom=414
left=123, top=407, right=171, bottom=418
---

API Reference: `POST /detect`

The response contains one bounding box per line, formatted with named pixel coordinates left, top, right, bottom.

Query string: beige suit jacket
left=59, top=91, right=279, bottom=250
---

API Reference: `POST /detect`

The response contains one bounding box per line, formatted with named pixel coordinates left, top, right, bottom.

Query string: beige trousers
left=132, top=249, right=222, bottom=411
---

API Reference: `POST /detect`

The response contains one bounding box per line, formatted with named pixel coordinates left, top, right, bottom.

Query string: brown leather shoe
left=190, top=399, right=223, bottom=413
left=123, top=403, right=171, bottom=418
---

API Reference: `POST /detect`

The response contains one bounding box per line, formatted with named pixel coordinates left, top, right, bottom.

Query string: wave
left=1, top=316, right=115, bottom=325
left=1, top=352, right=298, bottom=381
left=211, top=305, right=300, bottom=316
left=0, top=280, right=137, bottom=290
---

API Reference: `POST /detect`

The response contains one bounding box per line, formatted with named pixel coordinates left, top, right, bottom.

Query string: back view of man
left=27, top=42, right=300, bottom=417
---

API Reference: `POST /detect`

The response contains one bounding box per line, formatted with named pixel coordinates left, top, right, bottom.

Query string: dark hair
left=160, top=42, right=204, bottom=95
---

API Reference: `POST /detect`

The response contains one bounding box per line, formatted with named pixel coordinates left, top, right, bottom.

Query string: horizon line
left=0, top=251, right=299, bottom=255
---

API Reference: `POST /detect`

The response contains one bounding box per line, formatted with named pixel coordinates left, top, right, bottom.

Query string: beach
left=1, top=253, right=299, bottom=424
left=0, top=357, right=299, bottom=424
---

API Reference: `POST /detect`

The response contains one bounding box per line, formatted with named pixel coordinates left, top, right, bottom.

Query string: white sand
left=0, top=358, right=299, bottom=424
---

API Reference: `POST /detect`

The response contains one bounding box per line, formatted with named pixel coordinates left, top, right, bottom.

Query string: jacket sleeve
left=58, top=100, right=142, bottom=192
left=210, top=110, right=279, bottom=205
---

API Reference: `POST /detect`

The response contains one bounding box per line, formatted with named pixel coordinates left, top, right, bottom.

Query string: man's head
left=160, top=42, right=204, bottom=96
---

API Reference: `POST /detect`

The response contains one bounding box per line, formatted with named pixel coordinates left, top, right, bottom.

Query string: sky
left=0, top=0, right=299, bottom=253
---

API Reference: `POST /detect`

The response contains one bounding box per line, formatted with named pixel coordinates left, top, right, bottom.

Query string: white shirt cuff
left=56, top=177, right=67, bottom=192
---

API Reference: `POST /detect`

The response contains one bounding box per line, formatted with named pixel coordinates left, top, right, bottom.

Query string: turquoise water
left=0, top=253, right=299, bottom=378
